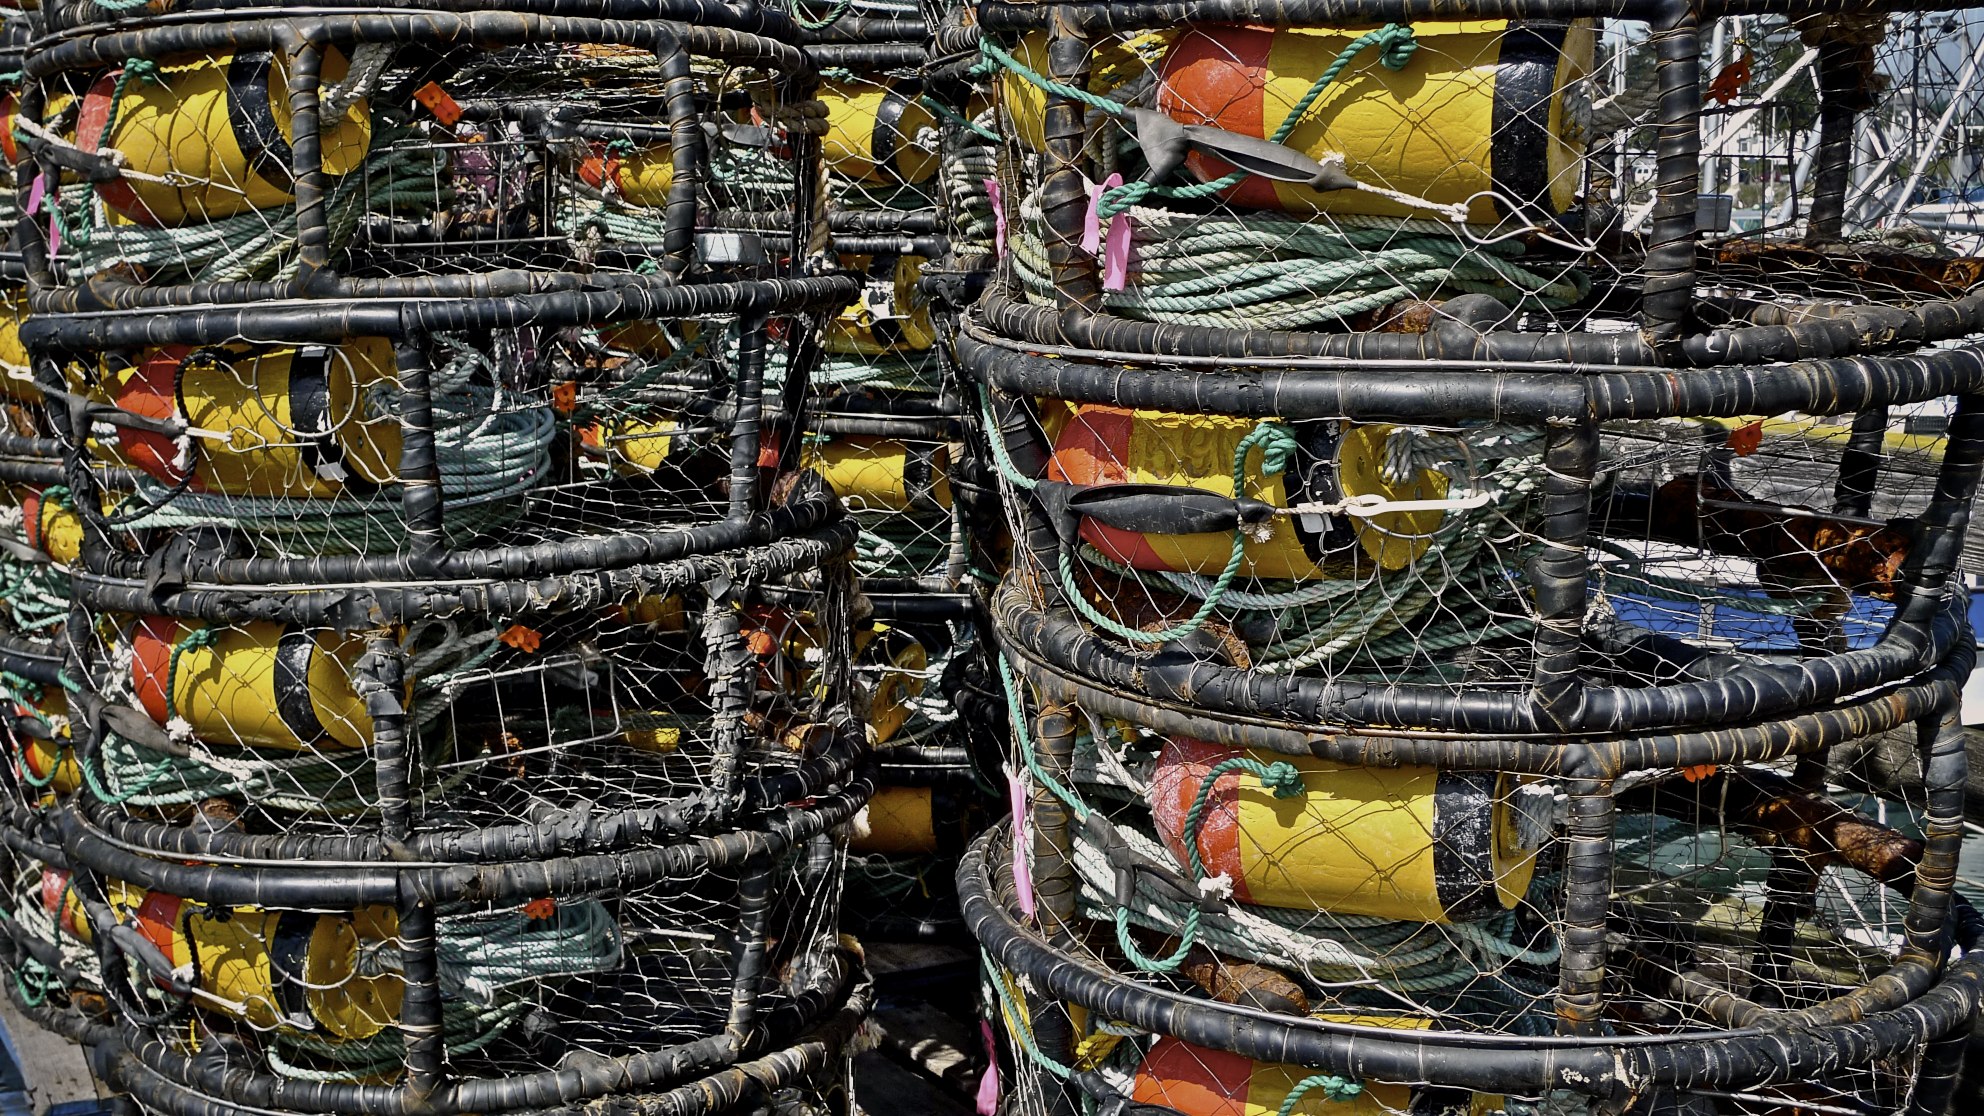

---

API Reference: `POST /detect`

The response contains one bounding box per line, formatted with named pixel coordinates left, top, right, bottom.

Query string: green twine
left=163, top=626, right=223, bottom=727
left=1057, top=421, right=1297, bottom=645
left=788, top=0, right=856, bottom=30
left=1278, top=1072, right=1365, bottom=1112
left=1181, top=755, right=1304, bottom=887
left=919, top=95, right=1001, bottom=144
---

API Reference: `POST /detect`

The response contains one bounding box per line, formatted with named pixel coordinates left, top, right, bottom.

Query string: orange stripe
left=115, top=347, right=193, bottom=487
left=1049, top=405, right=1169, bottom=570
left=130, top=615, right=184, bottom=727
left=1158, top=26, right=1280, bottom=211
left=1149, top=737, right=1252, bottom=903
left=1133, top=1037, right=1251, bottom=1116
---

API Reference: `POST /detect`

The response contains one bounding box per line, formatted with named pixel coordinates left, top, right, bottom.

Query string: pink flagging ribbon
left=1082, top=173, right=1131, bottom=291
left=985, top=178, right=1006, bottom=257
left=1005, top=763, right=1034, bottom=919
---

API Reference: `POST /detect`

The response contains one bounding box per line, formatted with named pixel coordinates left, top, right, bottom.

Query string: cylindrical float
left=0, top=286, right=36, bottom=402
left=1155, top=21, right=1593, bottom=223
left=1149, top=737, right=1535, bottom=922
left=811, top=437, right=952, bottom=514
left=20, top=487, right=85, bottom=565
left=821, top=78, right=939, bottom=183
left=128, top=617, right=377, bottom=751
left=42, top=871, right=401, bottom=1040
left=112, top=340, right=402, bottom=498
left=850, top=785, right=972, bottom=855
left=998, top=31, right=1173, bottom=153
left=1048, top=406, right=1447, bottom=577
left=13, top=688, right=78, bottom=795
left=578, top=142, right=676, bottom=207
left=76, top=48, right=374, bottom=225
left=826, top=254, right=937, bottom=356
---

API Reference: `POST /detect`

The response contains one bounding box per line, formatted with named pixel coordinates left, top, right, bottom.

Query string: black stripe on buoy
left=273, top=628, right=331, bottom=746
left=1489, top=22, right=1572, bottom=222
left=1433, top=769, right=1503, bottom=920
left=226, top=51, right=296, bottom=191
left=289, top=346, right=377, bottom=496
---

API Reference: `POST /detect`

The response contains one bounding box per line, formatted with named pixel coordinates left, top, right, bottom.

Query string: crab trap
left=0, top=0, right=885, bottom=1112
left=944, top=0, right=1984, bottom=1111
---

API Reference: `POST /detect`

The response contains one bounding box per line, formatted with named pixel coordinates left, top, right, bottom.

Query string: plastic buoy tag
left=984, top=178, right=1006, bottom=256
left=1005, top=763, right=1034, bottom=918
left=413, top=81, right=464, bottom=126
left=23, top=174, right=44, bottom=217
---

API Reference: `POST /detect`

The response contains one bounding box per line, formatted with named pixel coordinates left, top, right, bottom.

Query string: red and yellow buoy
left=77, top=49, right=373, bottom=225
left=1155, top=22, right=1593, bottom=222
left=1149, top=737, right=1535, bottom=922
left=1132, top=1035, right=1496, bottom=1115
left=112, top=339, right=401, bottom=498
left=822, top=78, right=938, bottom=183
left=42, top=870, right=401, bottom=1040
left=1047, top=405, right=1447, bottom=578
left=129, top=617, right=378, bottom=751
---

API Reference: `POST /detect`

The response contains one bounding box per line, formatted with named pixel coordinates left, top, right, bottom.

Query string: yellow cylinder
left=999, top=31, right=1172, bottom=153
left=857, top=625, right=928, bottom=744
left=15, top=687, right=77, bottom=795
left=20, top=487, right=85, bottom=565
left=1155, top=21, right=1593, bottom=222
left=810, top=437, right=952, bottom=514
left=825, top=254, right=936, bottom=356
left=111, top=339, right=400, bottom=498
left=579, top=142, right=676, bottom=207
left=585, top=415, right=681, bottom=476
left=80, top=49, right=373, bottom=225
left=1150, top=737, right=1535, bottom=922
left=0, top=286, right=37, bottom=403
left=1047, top=406, right=1447, bottom=578
left=43, top=871, right=401, bottom=1040
left=822, top=79, right=939, bottom=183
left=129, top=616, right=377, bottom=751
left=851, top=785, right=938, bottom=854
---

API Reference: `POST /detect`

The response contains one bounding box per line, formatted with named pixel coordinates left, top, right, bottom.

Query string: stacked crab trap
left=0, top=0, right=878, bottom=1112
left=783, top=5, right=1004, bottom=942
left=952, top=1, right=1984, bottom=1114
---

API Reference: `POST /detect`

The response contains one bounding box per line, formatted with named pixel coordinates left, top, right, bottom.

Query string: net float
left=810, top=436, right=953, bottom=515
left=19, top=487, right=85, bottom=564
left=849, top=785, right=972, bottom=855
left=821, top=78, right=939, bottom=183
left=128, top=616, right=379, bottom=752
left=76, top=49, right=373, bottom=226
left=112, top=339, right=401, bottom=498
left=1155, top=21, right=1593, bottom=222
left=1047, top=406, right=1447, bottom=579
left=1149, top=736, right=1536, bottom=923
left=826, top=254, right=937, bottom=356
left=41, top=870, right=402, bottom=1040
left=577, top=142, right=676, bottom=207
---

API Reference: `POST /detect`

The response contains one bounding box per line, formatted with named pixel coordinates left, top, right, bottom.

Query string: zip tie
left=1276, top=491, right=1494, bottom=517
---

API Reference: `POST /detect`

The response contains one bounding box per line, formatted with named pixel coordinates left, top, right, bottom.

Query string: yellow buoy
left=999, top=31, right=1174, bottom=153
left=43, top=871, right=401, bottom=1040
left=111, top=339, right=401, bottom=498
left=78, top=49, right=373, bottom=225
left=821, top=79, right=939, bottom=183
left=1047, top=406, right=1447, bottom=579
left=20, top=487, right=85, bottom=565
left=0, top=286, right=37, bottom=402
left=809, top=437, right=952, bottom=514
left=129, top=617, right=378, bottom=751
left=14, top=687, right=78, bottom=795
left=1149, top=737, right=1535, bottom=923
left=857, top=625, right=928, bottom=744
left=852, top=785, right=943, bottom=854
left=578, top=142, right=676, bottom=207
left=1155, top=22, right=1593, bottom=222
left=1132, top=1034, right=1498, bottom=1115
left=826, top=254, right=937, bottom=356
left=584, top=414, right=681, bottom=476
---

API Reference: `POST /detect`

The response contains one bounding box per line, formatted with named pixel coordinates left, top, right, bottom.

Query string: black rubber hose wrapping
left=43, top=0, right=810, bottom=40
left=25, top=276, right=857, bottom=351
left=71, top=478, right=843, bottom=589
left=654, top=28, right=704, bottom=281
left=967, top=330, right=1984, bottom=427
left=60, top=769, right=874, bottom=909
left=1527, top=420, right=1598, bottom=731
left=1638, top=0, right=1699, bottom=347
left=977, top=289, right=1984, bottom=369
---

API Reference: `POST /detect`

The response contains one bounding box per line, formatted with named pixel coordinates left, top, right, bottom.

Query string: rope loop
left=1278, top=1072, right=1365, bottom=1112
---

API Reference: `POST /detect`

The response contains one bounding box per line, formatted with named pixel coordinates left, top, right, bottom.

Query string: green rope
left=1057, top=421, right=1295, bottom=645
left=1181, top=756, right=1305, bottom=887
left=788, top=0, right=856, bottom=30
left=995, top=652, right=1085, bottom=819
left=1278, top=1072, right=1365, bottom=1112
left=920, top=95, right=1002, bottom=144
left=162, top=626, right=222, bottom=727
left=982, top=951, right=1075, bottom=1079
